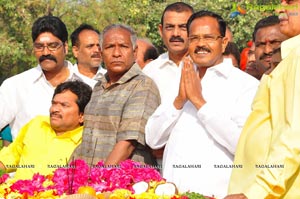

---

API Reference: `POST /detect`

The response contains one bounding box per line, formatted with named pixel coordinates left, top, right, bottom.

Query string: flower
left=0, top=159, right=215, bottom=199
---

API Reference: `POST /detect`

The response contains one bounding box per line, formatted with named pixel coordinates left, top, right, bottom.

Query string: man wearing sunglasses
left=0, top=15, right=81, bottom=144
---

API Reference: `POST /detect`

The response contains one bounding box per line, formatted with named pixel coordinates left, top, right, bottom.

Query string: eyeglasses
left=188, top=35, right=223, bottom=43
left=33, top=42, right=63, bottom=52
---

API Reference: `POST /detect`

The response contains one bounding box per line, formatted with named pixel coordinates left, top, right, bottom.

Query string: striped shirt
left=72, top=64, right=160, bottom=165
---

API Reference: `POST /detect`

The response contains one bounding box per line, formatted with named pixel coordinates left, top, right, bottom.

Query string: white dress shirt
left=145, top=59, right=259, bottom=198
left=0, top=61, right=81, bottom=140
left=143, top=52, right=183, bottom=103
left=73, top=64, right=106, bottom=88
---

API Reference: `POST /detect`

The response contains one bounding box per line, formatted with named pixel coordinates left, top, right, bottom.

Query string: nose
left=112, top=46, right=121, bottom=57
left=264, top=42, right=274, bottom=55
left=94, top=45, right=100, bottom=52
left=41, top=46, right=51, bottom=55
left=50, top=103, right=60, bottom=114
left=173, top=26, right=181, bottom=36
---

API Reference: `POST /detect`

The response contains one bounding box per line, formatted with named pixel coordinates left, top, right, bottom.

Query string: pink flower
left=0, top=173, right=9, bottom=184
left=10, top=173, right=47, bottom=196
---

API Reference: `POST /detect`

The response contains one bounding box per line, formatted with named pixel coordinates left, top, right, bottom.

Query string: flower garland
left=0, top=160, right=215, bottom=199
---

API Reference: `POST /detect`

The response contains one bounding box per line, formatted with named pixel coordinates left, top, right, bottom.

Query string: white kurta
left=146, top=59, right=259, bottom=198
left=143, top=52, right=183, bottom=104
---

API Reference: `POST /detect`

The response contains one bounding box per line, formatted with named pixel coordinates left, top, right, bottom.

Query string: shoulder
left=1, top=66, right=41, bottom=86
left=142, top=53, right=168, bottom=73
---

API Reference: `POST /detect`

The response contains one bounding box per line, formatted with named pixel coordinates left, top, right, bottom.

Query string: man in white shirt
left=145, top=10, right=259, bottom=198
left=0, top=15, right=81, bottom=141
left=70, top=23, right=106, bottom=88
left=143, top=2, right=194, bottom=103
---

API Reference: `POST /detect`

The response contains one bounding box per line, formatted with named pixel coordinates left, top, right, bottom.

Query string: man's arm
left=105, top=140, right=136, bottom=165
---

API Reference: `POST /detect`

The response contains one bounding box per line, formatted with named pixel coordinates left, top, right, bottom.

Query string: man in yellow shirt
left=225, top=0, right=300, bottom=198
left=0, top=80, right=92, bottom=179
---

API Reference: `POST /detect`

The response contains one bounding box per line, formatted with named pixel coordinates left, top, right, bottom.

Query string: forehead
left=53, top=90, right=78, bottom=103
left=189, top=16, right=220, bottom=34
left=79, top=30, right=99, bottom=40
left=103, top=28, right=131, bottom=43
left=35, top=32, right=60, bottom=43
left=255, top=25, right=285, bottom=41
left=163, top=11, right=192, bottom=24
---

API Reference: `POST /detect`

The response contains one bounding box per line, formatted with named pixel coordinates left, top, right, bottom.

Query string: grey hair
left=100, top=24, right=137, bottom=49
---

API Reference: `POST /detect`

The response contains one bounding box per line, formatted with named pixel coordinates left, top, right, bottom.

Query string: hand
left=224, top=193, right=248, bottom=199
left=183, top=57, right=206, bottom=109
left=174, top=59, right=188, bottom=110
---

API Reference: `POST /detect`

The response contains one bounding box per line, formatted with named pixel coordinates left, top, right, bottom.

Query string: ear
left=64, top=41, right=69, bottom=55
left=78, top=113, right=84, bottom=125
left=133, top=45, right=138, bottom=60
left=72, top=46, right=79, bottom=58
left=221, top=37, right=229, bottom=53
left=158, top=24, right=163, bottom=38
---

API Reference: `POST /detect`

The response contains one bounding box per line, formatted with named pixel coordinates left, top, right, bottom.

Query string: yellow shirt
left=228, top=34, right=300, bottom=198
left=0, top=116, right=83, bottom=179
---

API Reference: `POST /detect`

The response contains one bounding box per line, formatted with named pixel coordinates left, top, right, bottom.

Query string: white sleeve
left=145, top=103, right=182, bottom=149
left=0, top=79, right=18, bottom=130
left=197, top=84, right=257, bottom=155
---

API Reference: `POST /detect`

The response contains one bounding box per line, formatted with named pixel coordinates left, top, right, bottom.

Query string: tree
left=0, top=0, right=278, bottom=84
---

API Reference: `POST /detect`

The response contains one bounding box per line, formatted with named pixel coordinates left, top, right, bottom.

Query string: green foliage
left=0, top=0, right=278, bottom=84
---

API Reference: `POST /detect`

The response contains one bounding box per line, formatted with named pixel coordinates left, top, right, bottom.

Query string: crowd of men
left=0, top=0, right=300, bottom=198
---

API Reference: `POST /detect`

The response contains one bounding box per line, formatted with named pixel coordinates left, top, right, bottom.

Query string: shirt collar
left=73, top=63, right=107, bottom=80
left=42, top=118, right=83, bottom=144
left=100, top=63, right=142, bottom=86
left=281, top=34, right=300, bottom=59
left=33, top=60, right=75, bottom=83
left=158, top=52, right=183, bottom=68
left=204, top=58, right=232, bottom=78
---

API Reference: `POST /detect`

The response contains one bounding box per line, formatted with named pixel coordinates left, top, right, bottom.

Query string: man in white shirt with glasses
left=0, top=15, right=81, bottom=143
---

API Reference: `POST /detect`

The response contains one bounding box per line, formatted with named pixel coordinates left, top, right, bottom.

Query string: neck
left=169, top=51, right=188, bottom=66
left=198, top=67, right=207, bottom=79
left=43, top=64, right=70, bottom=87
left=78, top=64, right=98, bottom=78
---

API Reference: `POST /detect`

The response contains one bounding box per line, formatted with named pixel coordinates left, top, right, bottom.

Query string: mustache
left=91, top=53, right=101, bottom=58
left=194, top=46, right=211, bottom=53
left=39, top=55, right=57, bottom=63
left=259, top=52, right=272, bottom=61
left=169, top=36, right=184, bottom=43
left=50, top=112, right=62, bottom=119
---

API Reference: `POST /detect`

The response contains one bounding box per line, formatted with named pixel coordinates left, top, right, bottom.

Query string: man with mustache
left=70, top=24, right=106, bottom=88
left=0, top=80, right=92, bottom=179
left=145, top=10, right=259, bottom=198
left=226, top=0, right=300, bottom=198
left=143, top=2, right=194, bottom=103
left=0, top=16, right=81, bottom=144
left=252, top=15, right=288, bottom=80
left=142, top=1, right=194, bottom=173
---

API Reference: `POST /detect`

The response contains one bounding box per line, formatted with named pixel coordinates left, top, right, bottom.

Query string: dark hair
left=223, top=42, right=241, bottom=67
left=161, top=2, right=194, bottom=26
left=187, top=10, right=226, bottom=37
left=100, top=24, right=137, bottom=49
left=252, top=15, right=279, bottom=42
left=70, top=23, right=100, bottom=47
left=144, top=45, right=159, bottom=62
left=32, top=15, right=68, bottom=43
left=53, top=80, right=92, bottom=113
